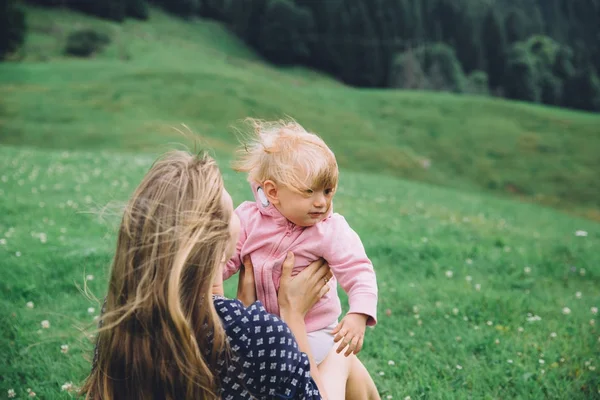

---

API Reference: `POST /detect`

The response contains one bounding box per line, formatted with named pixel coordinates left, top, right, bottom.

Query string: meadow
left=1, top=6, right=599, bottom=399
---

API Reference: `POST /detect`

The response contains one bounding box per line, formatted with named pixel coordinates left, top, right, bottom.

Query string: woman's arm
left=278, top=252, right=333, bottom=399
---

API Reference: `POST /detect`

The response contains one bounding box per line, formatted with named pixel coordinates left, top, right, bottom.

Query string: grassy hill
left=1, top=6, right=600, bottom=219
left=1, top=144, right=599, bottom=398
left=1, top=6, right=599, bottom=399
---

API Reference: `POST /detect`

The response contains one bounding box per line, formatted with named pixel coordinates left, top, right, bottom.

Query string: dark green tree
left=504, top=9, right=527, bottom=44
left=563, top=65, right=600, bottom=111
left=199, top=0, right=233, bottom=22
left=481, top=8, right=507, bottom=89
left=125, top=0, right=149, bottom=20
left=256, top=0, right=314, bottom=65
left=504, top=44, right=540, bottom=102
left=0, top=0, right=26, bottom=60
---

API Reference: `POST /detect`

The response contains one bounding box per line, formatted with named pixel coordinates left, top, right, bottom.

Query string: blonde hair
left=80, top=151, right=232, bottom=400
left=233, top=118, right=338, bottom=193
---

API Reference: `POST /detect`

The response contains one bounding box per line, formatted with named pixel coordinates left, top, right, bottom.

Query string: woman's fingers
left=303, top=257, right=326, bottom=276
left=318, top=282, right=330, bottom=298
left=281, top=252, right=295, bottom=280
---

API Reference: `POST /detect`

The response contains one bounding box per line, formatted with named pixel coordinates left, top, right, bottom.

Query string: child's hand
left=332, top=313, right=368, bottom=356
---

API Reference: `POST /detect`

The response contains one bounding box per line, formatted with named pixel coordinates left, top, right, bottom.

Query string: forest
left=2, top=0, right=600, bottom=112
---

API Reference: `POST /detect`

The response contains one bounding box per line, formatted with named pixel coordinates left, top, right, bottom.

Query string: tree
left=125, top=0, right=149, bottom=20
left=482, top=8, right=507, bottom=89
left=69, top=0, right=127, bottom=21
left=200, top=0, right=233, bottom=22
left=420, top=43, right=466, bottom=92
left=563, top=66, right=600, bottom=111
left=504, top=9, right=527, bottom=44
left=157, top=0, right=199, bottom=17
left=0, top=0, right=26, bottom=60
left=256, top=0, right=314, bottom=65
left=466, top=70, right=489, bottom=95
left=390, top=47, right=428, bottom=89
left=504, top=44, right=540, bottom=102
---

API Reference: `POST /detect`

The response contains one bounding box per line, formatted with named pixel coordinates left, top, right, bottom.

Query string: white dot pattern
left=212, top=296, right=321, bottom=399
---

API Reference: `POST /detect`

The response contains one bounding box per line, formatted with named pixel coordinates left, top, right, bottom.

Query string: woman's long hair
left=80, top=151, right=232, bottom=399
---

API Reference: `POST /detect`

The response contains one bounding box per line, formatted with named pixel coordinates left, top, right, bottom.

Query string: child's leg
left=345, top=356, right=381, bottom=400
left=318, top=348, right=351, bottom=400
left=318, top=350, right=380, bottom=400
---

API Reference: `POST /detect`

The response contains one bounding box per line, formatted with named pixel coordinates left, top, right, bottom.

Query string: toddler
left=224, top=119, right=378, bottom=364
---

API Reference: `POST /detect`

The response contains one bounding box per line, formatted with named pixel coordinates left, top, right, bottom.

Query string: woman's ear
left=263, top=180, right=279, bottom=205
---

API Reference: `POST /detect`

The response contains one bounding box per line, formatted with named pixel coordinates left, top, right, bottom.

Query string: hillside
left=1, top=144, right=599, bottom=398
left=1, top=6, right=599, bottom=219
left=1, top=7, right=600, bottom=399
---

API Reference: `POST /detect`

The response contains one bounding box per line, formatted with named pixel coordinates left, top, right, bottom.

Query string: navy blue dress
left=212, top=295, right=321, bottom=399
left=91, top=296, right=321, bottom=399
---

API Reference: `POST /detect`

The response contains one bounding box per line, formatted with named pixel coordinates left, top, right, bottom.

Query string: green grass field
left=1, top=6, right=599, bottom=399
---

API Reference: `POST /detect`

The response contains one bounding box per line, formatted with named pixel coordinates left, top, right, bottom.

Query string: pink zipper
left=262, top=222, right=294, bottom=313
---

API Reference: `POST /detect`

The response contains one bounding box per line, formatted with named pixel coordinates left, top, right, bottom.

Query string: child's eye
left=305, top=189, right=314, bottom=194
left=324, top=188, right=334, bottom=195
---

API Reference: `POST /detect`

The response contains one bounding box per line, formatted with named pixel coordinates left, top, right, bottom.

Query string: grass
left=1, top=145, right=598, bottom=399
left=1, top=6, right=600, bottom=218
left=0, top=5, right=599, bottom=399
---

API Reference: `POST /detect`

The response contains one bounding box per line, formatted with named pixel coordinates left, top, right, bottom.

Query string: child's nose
left=314, top=194, right=326, bottom=207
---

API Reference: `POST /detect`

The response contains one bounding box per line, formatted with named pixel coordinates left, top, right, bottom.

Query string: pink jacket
left=224, top=184, right=378, bottom=333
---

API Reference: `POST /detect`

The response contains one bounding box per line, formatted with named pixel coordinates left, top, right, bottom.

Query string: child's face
left=276, top=185, right=334, bottom=227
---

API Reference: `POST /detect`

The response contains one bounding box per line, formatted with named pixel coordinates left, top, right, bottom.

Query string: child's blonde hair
left=80, top=151, right=232, bottom=400
left=233, top=118, right=338, bottom=192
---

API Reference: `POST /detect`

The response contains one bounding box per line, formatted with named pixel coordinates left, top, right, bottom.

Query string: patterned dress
left=212, top=295, right=322, bottom=399
left=90, top=296, right=322, bottom=399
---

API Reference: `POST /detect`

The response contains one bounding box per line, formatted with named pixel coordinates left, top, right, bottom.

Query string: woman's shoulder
left=212, top=296, right=297, bottom=350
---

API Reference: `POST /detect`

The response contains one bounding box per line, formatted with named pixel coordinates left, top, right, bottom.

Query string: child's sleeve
left=222, top=205, right=249, bottom=281
left=322, top=216, right=378, bottom=326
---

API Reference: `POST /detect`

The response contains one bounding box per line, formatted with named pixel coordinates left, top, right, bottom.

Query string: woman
left=80, top=150, right=379, bottom=399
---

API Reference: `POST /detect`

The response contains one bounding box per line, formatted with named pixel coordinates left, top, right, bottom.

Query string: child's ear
left=263, top=180, right=279, bottom=205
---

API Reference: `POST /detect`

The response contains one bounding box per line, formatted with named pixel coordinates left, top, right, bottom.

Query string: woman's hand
left=237, top=256, right=257, bottom=307
left=278, top=252, right=333, bottom=318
